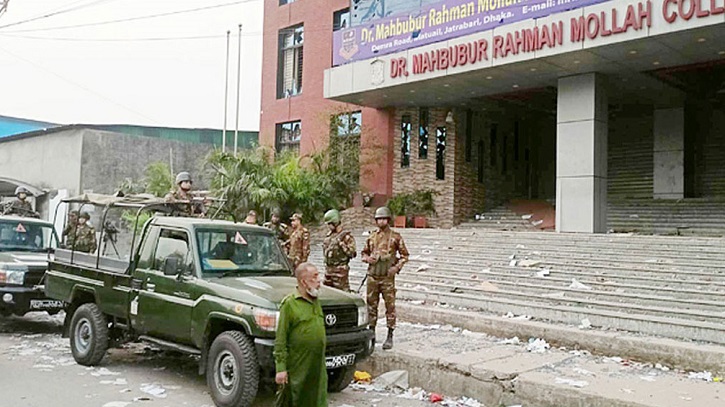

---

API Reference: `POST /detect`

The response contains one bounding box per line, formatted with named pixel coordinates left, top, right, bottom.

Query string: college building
left=260, top=0, right=725, bottom=232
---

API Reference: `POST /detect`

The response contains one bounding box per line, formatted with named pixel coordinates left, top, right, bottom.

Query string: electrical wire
left=1, top=0, right=261, bottom=33
left=0, top=0, right=119, bottom=30
left=0, top=31, right=262, bottom=42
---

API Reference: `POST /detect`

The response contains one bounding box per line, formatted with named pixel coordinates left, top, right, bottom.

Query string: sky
left=0, top=0, right=263, bottom=130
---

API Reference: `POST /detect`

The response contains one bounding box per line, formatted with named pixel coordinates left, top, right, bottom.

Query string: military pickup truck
left=0, top=214, right=64, bottom=317
left=44, top=195, right=374, bottom=407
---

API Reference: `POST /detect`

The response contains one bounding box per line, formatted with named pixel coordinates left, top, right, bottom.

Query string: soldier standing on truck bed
left=286, top=213, right=310, bottom=271
left=4, top=187, right=39, bottom=218
left=361, top=206, right=409, bottom=350
left=263, top=208, right=288, bottom=244
left=62, top=210, right=79, bottom=248
left=165, top=172, right=205, bottom=217
left=73, top=212, right=97, bottom=254
left=322, top=209, right=356, bottom=291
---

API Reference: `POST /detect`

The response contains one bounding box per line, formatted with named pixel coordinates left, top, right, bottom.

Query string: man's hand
left=275, top=371, right=288, bottom=385
left=362, top=255, right=373, bottom=264
left=387, top=265, right=399, bottom=277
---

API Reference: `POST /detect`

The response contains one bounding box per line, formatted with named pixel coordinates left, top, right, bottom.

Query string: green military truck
left=0, top=214, right=64, bottom=317
left=44, top=195, right=374, bottom=407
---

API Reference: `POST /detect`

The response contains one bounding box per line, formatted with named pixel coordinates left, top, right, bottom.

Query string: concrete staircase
left=458, top=207, right=538, bottom=231
left=310, top=229, right=725, bottom=346
left=608, top=199, right=725, bottom=236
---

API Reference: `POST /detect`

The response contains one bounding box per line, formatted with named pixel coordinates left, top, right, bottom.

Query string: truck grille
left=24, top=267, right=46, bottom=286
left=322, top=305, right=357, bottom=333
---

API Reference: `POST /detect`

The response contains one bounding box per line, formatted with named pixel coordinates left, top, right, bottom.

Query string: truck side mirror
left=163, top=256, right=181, bottom=276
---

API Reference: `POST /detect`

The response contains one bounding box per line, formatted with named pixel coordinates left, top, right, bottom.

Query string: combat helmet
left=374, top=207, right=392, bottom=219
left=324, top=209, right=341, bottom=225
left=15, top=186, right=30, bottom=196
left=175, top=171, right=193, bottom=185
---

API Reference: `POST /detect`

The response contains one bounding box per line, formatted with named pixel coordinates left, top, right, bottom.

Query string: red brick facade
left=259, top=0, right=393, bottom=197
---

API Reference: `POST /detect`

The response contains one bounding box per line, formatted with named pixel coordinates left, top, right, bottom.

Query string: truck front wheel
left=70, top=303, right=109, bottom=366
left=207, top=331, right=259, bottom=407
left=327, top=366, right=355, bottom=393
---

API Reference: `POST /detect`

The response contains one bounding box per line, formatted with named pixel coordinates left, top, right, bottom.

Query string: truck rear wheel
left=327, top=366, right=355, bottom=393
left=207, top=331, right=259, bottom=407
left=69, top=303, right=109, bottom=366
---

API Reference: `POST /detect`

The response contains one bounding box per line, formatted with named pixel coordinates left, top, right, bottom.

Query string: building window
left=401, top=115, right=411, bottom=168
left=333, top=8, right=350, bottom=31
left=279, top=0, right=296, bottom=5
left=465, top=110, right=472, bottom=162
left=436, top=127, right=447, bottom=180
left=333, top=111, right=361, bottom=137
left=276, top=121, right=301, bottom=154
left=418, top=108, right=429, bottom=159
left=277, top=25, right=304, bottom=99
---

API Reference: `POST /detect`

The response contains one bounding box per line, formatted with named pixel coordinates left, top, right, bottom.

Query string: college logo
left=370, top=59, right=385, bottom=86
left=338, top=29, right=359, bottom=61
left=325, top=313, right=337, bottom=326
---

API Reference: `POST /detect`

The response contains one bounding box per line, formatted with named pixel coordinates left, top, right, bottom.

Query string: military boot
left=382, top=328, right=394, bottom=350
left=369, top=325, right=376, bottom=348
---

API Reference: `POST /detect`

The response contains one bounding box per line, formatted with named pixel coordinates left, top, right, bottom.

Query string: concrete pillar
left=653, top=108, right=684, bottom=199
left=556, top=73, right=608, bottom=233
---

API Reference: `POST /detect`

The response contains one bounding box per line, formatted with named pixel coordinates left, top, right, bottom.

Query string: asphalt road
left=0, top=312, right=430, bottom=407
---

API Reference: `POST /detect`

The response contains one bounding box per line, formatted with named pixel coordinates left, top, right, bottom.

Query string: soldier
left=165, top=171, right=205, bottom=216
left=73, top=212, right=97, bottom=254
left=263, top=208, right=288, bottom=243
left=286, top=213, right=310, bottom=271
left=62, top=210, right=79, bottom=248
left=5, top=186, right=39, bottom=218
left=321, top=209, right=356, bottom=291
left=244, top=210, right=258, bottom=225
left=361, top=206, right=409, bottom=350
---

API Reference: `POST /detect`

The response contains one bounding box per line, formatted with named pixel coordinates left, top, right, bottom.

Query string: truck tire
left=207, top=331, right=259, bottom=407
left=69, top=303, right=109, bottom=366
left=327, top=366, right=355, bottom=393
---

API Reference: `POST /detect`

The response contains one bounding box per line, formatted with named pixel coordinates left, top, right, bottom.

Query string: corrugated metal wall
left=608, top=109, right=654, bottom=199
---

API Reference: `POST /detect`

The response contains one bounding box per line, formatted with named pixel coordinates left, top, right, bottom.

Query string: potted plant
left=408, top=189, right=437, bottom=228
left=386, top=194, right=409, bottom=228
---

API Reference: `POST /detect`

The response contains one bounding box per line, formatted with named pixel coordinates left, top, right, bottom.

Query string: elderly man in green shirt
left=274, top=262, right=328, bottom=407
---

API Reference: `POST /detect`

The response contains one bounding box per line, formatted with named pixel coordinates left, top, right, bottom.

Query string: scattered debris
left=503, top=312, right=532, bottom=320
left=509, top=260, right=518, bottom=267
left=620, top=388, right=634, bottom=394
left=688, top=371, right=713, bottom=382
left=498, top=337, right=521, bottom=345
left=579, top=318, right=592, bottom=329
left=415, top=264, right=431, bottom=272
left=354, top=371, right=372, bottom=383
left=409, top=300, right=425, bottom=305
left=422, top=249, right=433, bottom=255
left=102, top=402, right=131, bottom=407
left=527, top=338, right=551, bottom=353
left=655, top=363, right=670, bottom=372
left=639, top=376, right=656, bottom=382
left=481, top=268, right=491, bottom=273
left=572, top=367, right=595, bottom=376
left=522, top=214, right=533, bottom=220
left=139, top=383, right=167, bottom=398
left=516, top=244, right=527, bottom=249
left=555, top=377, right=589, bottom=387
left=362, top=231, right=371, bottom=236
left=519, top=259, right=541, bottom=267
left=532, top=220, right=544, bottom=226
left=569, top=278, right=592, bottom=290
left=90, top=368, right=120, bottom=377
left=535, top=268, right=550, bottom=277
left=429, top=393, right=444, bottom=403
left=412, top=285, right=430, bottom=292
left=100, top=378, right=128, bottom=386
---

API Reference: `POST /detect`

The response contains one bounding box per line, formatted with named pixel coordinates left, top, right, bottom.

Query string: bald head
left=295, top=262, right=321, bottom=298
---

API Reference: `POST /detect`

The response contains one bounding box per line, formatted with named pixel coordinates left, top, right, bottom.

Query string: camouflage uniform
left=165, top=189, right=203, bottom=216
left=286, top=226, right=310, bottom=271
left=5, top=199, right=37, bottom=217
left=263, top=221, right=288, bottom=243
left=73, top=223, right=97, bottom=253
left=63, top=223, right=77, bottom=248
left=322, top=227, right=357, bottom=291
left=362, top=228, right=409, bottom=330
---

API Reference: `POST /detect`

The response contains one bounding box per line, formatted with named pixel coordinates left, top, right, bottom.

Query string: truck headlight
left=357, top=304, right=368, bottom=327
left=0, top=263, right=27, bottom=285
left=253, top=308, right=279, bottom=332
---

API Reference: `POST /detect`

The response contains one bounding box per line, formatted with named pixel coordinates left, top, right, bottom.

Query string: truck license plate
left=326, top=354, right=355, bottom=369
left=29, top=300, right=64, bottom=310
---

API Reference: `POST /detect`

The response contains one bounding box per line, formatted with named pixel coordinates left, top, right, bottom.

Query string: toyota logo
left=325, top=314, right=337, bottom=326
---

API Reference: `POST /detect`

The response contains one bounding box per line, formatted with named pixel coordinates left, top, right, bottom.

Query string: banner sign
left=334, top=0, right=613, bottom=66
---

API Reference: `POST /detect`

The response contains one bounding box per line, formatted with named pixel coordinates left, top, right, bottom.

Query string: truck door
left=135, top=227, right=198, bottom=344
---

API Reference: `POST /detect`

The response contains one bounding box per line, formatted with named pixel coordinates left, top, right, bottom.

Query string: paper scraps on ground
left=555, top=377, right=589, bottom=388
left=373, top=370, right=409, bottom=391
left=527, top=338, right=551, bottom=353
left=140, top=383, right=167, bottom=398
left=569, top=278, right=592, bottom=290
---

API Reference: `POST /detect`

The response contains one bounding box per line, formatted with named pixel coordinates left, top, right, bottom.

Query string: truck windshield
left=196, top=228, right=290, bottom=277
left=0, top=220, right=56, bottom=252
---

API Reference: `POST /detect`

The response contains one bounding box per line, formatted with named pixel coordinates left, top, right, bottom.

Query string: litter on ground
left=569, top=278, right=592, bottom=290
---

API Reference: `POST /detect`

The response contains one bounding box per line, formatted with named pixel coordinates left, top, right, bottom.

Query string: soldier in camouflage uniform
left=5, top=187, right=39, bottom=218
left=62, top=210, right=79, bottom=248
left=321, top=209, right=356, bottom=291
left=361, top=207, right=409, bottom=350
left=263, top=208, right=288, bottom=244
left=165, top=172, right=205, bottom=217
left=286, top=213, right=310, bottom=271
left=73, top=212, right=97, bottom=253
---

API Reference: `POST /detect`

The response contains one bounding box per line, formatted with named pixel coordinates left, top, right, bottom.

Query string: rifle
left=356, top=274, right=368, bottom=294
